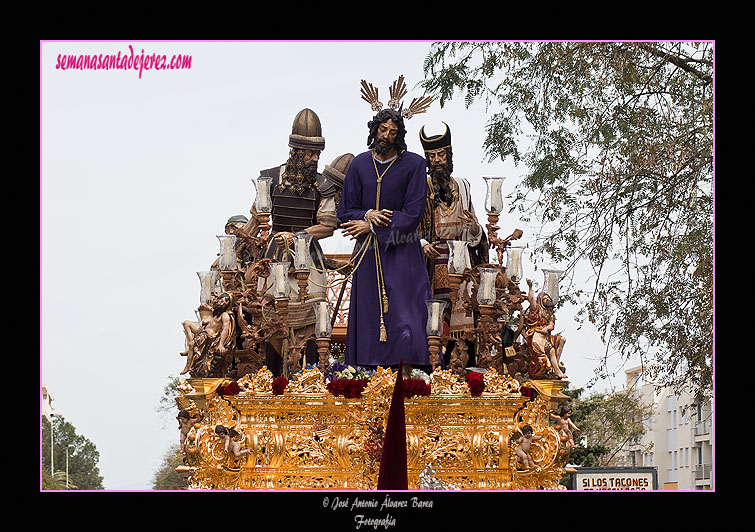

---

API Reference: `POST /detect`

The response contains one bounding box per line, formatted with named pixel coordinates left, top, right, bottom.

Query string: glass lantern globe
left=483, top=176, right=505, bottom=214
left=293, top=231, right=312, bottom=270
left=506, top=246, right=525, bottom=283
left=425, top=299, right=447, bottom=337
left=477, top=267, right=499, bottom=305
left=270, top=261, right=291, bottom=299
left=313, top=301, right=333, bottom=338
left=541, top=268, right=564, bottom=304
left=255, top=175, right=273, bottom=213
left=197, top=271, right=219, bottom=304
left=447, top=240, right=470, bottom=274
left=217, top=234, right=237, bottom=271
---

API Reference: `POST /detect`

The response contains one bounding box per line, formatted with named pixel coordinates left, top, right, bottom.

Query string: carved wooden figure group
left=174, top=80, right=579, bottom=489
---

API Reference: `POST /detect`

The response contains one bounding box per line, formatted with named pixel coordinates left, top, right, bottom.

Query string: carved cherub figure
left=177, top=409, right=202, bottom=451
left=550, top=405, right=581, bottom=449
left=514, top=424, right=543, bottom=470
left=214, top=425, right=251, bottom=459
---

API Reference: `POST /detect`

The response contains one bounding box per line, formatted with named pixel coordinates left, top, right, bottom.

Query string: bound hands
left=367, top=209, right=392, bottom=226
left=341, top=209, right=393, bottom=240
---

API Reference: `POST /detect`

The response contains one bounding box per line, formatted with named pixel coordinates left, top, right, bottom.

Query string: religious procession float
left=173, top=77, right=577, bottom=491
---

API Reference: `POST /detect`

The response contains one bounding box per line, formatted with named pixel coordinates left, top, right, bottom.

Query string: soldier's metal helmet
left=226, top=214, right=249, bottom=225
left=225, top=214, right=248, bottom=232
left=419, top=121, right=452, bottom=153
left=322, top=153, right=355, bottom=189
left=289, top=108, right=325, bottom=151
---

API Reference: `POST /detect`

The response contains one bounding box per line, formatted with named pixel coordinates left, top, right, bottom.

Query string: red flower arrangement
left=219, top=382, right=241, bottom=395
left=326, top=378, right=369, bottom=399
left=403, top=379, right=431, bottom=398
left=272, top=376, right=289, bottom=395
left=520, top=386, right=535, bottom=398
left=465, top=371, right=485, bottom=397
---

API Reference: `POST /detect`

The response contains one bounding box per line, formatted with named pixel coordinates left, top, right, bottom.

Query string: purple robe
left=337, top=150, right=432, bottom=367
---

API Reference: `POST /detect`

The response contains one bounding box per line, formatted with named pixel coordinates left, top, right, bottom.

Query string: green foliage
left=153, top=375, right=191, bottom=489
left=41, top=416, right=104, bottom=490
left=568, top=442, right=611, bottom=468
left=152, top=443, right=190, bottom=490
left=42, top=469, right=66, bottom=490
left=156, top=375, right=182, bottom=428
left=562, top=386, right=654, bottom=467
left=559, top=386, right=608, bottom=466
left=421, top=42, right=713, bottom=404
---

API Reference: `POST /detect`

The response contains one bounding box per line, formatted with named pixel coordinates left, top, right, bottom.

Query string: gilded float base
left=176, top=367, right=571, bottom=490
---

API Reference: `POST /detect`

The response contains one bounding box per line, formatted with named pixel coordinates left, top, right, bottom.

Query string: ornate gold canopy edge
left=176, top=366, right=573, bottom=490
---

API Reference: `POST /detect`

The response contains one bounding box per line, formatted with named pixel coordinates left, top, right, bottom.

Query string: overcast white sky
left=40, top=40, right=622, bottom=490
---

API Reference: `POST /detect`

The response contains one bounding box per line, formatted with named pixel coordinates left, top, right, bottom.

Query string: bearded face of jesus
left=367, top=109, right=407, bottom=156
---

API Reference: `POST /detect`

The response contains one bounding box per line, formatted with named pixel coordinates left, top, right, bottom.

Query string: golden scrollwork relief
left=284, top=367, right=331, bottom=395
left=429, top=368, right=470, bottom=396
left=177, top=368, right=572, bottom=490
left=237, top=367, right=274, bottom=393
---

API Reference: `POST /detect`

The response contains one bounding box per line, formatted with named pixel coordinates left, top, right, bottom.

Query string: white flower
left=410, top=368, right=431, bottom=383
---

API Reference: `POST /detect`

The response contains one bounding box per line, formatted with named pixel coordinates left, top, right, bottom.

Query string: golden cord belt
left=372, top=154, right=398, bottom=342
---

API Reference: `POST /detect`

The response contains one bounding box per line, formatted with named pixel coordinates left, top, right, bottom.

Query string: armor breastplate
left=271, top=180, right=320, bottom=233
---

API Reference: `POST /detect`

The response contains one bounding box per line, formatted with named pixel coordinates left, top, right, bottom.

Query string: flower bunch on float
left=323, top=362, right=375, bottom=382
left=326, top=378, right=369, bottom=398
left=409, top=368, right=431, bottom=383
left=272, top=376, right=289, bottom=395
left=465, top=371, right=485, bottom=397
left=403, top=379, right=431, bottom=398
left=218, top=382, right=241, bottom=396
left=322, top=362, right=375, bottom=398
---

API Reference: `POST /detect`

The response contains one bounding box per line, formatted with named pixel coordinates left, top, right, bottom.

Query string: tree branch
left=634, top=43, right=713, bottom=85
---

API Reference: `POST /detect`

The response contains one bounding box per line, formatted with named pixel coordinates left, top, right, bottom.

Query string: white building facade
left=42, top=384, right=55, bottom=422
left=621, top=367, right=713, bottom=490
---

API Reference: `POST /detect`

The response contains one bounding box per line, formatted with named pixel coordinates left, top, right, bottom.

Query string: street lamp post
left=66, top=443, right=74, bottom=489
left=49, top=413, right=55, bottom=478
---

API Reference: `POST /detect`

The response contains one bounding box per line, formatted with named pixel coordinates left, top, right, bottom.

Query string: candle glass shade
left=270, top=261, right=291, bottom=299
left=506, top=246, right=524, bottom=283
left=477, top=267, right=499, bottom=305
left=313, top=301, right=333, bottom=338
left=217, top=234, right=237, bottom=271
left=425, top=299, right=447, bottom=337
left=255, top=176, right=273, bottom=213
left=483, top=177, right=505, bottom=214
left=541, top=268, right=564, bottom=305
left=197, top=271, right=220, bottom=304
left=293, top=231, right=312, bottom=270
left=447, top=240, right=470, bottom=274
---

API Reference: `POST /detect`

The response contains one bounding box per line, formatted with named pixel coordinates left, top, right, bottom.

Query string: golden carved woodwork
left=177, top=367, right=572, bottom=490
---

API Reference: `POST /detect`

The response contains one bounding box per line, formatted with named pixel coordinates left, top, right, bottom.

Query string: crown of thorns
left=360, top=75, right=433, bottom=119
